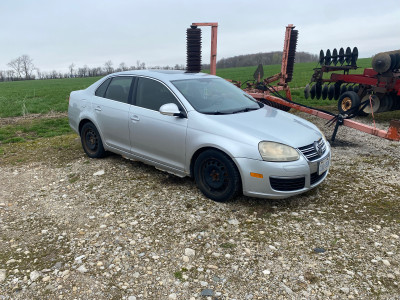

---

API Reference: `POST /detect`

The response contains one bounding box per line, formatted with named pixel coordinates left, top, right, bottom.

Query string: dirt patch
left=0, top=112, right=67, bottom=126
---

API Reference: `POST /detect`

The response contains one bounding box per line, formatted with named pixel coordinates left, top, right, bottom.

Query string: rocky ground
left=0, top=112, right=399, bottom=299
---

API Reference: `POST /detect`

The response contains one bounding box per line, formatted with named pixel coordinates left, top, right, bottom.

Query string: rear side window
left=104, top=76, right=133, bottom=103
left=95, top=78, right=111, bottom=97
left=135, top=77, right=180, bottom=111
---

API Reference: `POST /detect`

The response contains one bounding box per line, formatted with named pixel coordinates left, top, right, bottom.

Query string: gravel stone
left=0, top=269, right=6, bottom=282
left=200, top=289, right=214, bottom=296
left=76, top=265, right=88, bottom=273
left=29, top=271, right=40, bottom=282
left=185, top=248, right=195, bottom=257
left=1, top=113, right=399, bottom=299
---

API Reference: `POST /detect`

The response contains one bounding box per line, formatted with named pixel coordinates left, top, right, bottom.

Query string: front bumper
left=235, top=146, right=331, bottom=199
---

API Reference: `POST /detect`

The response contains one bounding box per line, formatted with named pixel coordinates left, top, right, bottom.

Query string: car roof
left=110, top=69, right=216, bottom=81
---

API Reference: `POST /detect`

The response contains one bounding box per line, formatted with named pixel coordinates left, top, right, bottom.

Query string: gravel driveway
left=1, top=112, right=399, bottom=299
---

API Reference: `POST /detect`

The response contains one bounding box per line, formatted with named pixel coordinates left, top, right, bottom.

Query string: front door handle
left=95, top=106, right=102, bottom=112
left=130, top=115, right=140, bottom=121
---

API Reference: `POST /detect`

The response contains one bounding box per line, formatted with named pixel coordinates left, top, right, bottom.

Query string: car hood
left=190, top=106, right=323, bottom=148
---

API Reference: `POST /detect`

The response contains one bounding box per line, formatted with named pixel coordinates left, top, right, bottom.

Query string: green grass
left=0, top=117, right=73, bottom=144
left=0, top=77, right=101, bottom=117
left=0, top=58, right=374, bottom=118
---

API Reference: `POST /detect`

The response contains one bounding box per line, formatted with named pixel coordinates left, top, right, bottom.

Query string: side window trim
left=132, top=76, right=187, bottom=115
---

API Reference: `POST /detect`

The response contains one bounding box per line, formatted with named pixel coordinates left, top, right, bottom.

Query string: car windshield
left=171, top=78, right=262, bottom=114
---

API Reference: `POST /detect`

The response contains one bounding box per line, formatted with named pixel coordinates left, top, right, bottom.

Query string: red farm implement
left=186, top=22, right=400, bottom=142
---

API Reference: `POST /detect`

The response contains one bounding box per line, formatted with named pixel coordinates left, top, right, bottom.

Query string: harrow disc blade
left=315, top=83, right=322, bottom=99
left=340, top=85, right=347, bottom=95
left=351, top=47, right=358, bottom=66
left=334, top=82, right=341, bottom=100
left=389, top=54, right=397, bottom=70
left=328, top=85, right=335, bottom=100
left=325, top=49, right=332, bottom=66
left=395, top=53, right=400, bottom=69
left=345, top=47, right=352, bottom=65
left=338, top=47, right=345, bottom=65
left=304, top=84, right=310, bottom=99
left=347, top=85, right=354, bottom=92
left=319, top=50, right=325, bottom=65
left=372, top=52, right=391, bottom=73
left=362, top=94, right=380, bottom=114
left=310, top=84, right=316, bottom=99
left=379, top=95, right=392, bottom=113
left=385, top=95, right=394, bottom=111
left=321, top=84, right=328, bottom=100
left=332, top=48, right=338, bottom=65
left=353, top=85, right=359, bottom=93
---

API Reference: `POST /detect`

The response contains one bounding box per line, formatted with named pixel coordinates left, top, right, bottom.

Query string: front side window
left=172, top=78, right=261, bottom=114
left=103, top=76, right=133, bottom=103
left=135, top=77, right=180, bottom=111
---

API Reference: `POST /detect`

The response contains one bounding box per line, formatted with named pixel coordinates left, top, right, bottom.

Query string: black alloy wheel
left=80, top=122, right=106, bottom=158
left=194, top=150, right=241, bottom=202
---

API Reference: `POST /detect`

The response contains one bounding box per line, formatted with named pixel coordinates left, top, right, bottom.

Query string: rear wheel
left=194, top=150, right=241, bottom=202
left=80, top=122, right=106, bottom=158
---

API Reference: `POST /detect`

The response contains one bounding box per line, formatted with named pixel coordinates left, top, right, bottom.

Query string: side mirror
left=159, top=103, right=185, bottom=118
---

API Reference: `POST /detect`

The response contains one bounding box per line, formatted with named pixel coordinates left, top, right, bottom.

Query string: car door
left=92, top=76, right=134, bottom=153
left=129, top=77, right=188, bottom=172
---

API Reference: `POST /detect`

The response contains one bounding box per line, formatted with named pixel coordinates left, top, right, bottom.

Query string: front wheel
left=80, top=122, right=106, bottom=158
left=194, top=150, right=241, bottom=202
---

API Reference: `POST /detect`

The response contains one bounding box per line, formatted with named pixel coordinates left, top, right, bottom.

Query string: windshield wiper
left=231, top=107, right=259, bottom=114
left=202, top=111, right=230, bottom=115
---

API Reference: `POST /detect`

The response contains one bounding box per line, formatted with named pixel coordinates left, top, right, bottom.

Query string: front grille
left=310, top=171, right=327, bottom=185
left=270, top=176, right=305, bottom=192
left=298, top=138, right=326, bottom=161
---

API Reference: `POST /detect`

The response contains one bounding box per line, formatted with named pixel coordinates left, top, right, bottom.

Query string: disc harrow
left=304, top=46, right=400, bottom=117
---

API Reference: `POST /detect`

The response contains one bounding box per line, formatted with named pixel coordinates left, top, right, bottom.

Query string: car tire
left=80, top=122, right=106, bottom=158
left=194, top=150, right=241, bottom=202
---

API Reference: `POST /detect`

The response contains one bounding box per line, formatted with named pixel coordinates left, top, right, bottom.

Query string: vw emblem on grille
left=313, top=141, right=323, bottom=156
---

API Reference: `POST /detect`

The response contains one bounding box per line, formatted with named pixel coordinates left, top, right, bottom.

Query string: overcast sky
left=1, top=0, right=399, bottom=73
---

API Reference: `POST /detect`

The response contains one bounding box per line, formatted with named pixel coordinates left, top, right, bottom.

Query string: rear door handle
left=130, top=115, right=140, bottom=121
left=95, top=106, right=102, bottom=111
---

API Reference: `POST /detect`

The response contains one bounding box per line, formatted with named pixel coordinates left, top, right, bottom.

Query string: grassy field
left=0, top=58, right=374, bottom=118
left=0, top=76, right=102, bottom=118
left=0, top=57, right=385, bottom=146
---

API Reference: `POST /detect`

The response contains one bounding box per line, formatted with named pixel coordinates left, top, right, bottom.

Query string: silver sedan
left=68, top=70, right=331, bottom=202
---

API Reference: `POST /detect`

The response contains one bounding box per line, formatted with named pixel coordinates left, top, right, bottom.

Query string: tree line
left=0, top=51, right=317, bottom=82
left=202, top=51, right=318, bottom=69
left=0, top=55, right=186, bottom=82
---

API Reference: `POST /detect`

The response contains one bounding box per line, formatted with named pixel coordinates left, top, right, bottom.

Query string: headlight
left=258, top=141, right=300, bottom=162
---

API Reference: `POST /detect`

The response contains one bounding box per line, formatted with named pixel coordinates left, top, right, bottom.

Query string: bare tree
left=119, top=62, right=128, bottom=71
left=104, top=60, right=113, bottom=74
left=7, top=57, right=23, bottom=78
left=20, top=55, right=35, bottom=79
left=6, top=70, right=15, bottom=80
left=69, top=63, right=75, bottom=77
